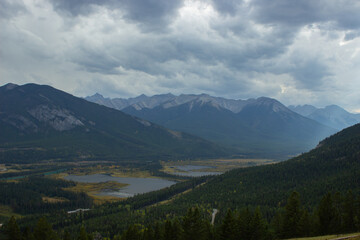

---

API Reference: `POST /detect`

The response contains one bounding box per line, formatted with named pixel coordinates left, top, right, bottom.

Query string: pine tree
left=4, top=216, right=22, bottom=240
left=297, top=209, right=311, bottom=237
left=33, top=217, right=59, bottom=240
left=238, top=208, right=252, bottom=240
left=203, top=220, right=215, bottom=240
left=164, top=220, right=173, bottom=240
left=171, top=218, right=184, bottom=240
left=182, top=207, right=205, bottom=240
left=63, top=230, right=71, bottom=240
left=219, top=209, right=236, bottom=240
left=249, top=207, right=267, bottom=240
left=142, top=226, right=155, bottom=240
left=318, top=193, right=335, bottom=235
left=153, top=222, right=163, bottom=240
left=78, top=226, right=88, bottom=240
left=282, top=191, right=302, bottom=238
left=343, top=191, right=356, bottom=232
left=23, top=226, right=36, bottom=240
left=331, top=192, right=343, bottom=234
left=164, top=219, right=183, bottom=240
left=271, top=211, right=283, bottom=239
left=356, top=196, right=360, bottom=231
left=121, top=225, right=142, bottom=240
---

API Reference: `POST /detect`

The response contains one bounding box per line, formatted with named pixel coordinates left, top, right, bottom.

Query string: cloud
left=50, top=0, right=184, bottom=31
left=249, top=0, right=360, bottom=30
left=211, top=0, right=242, bottom=16
left=0, top=0, right=360, bottom=111
left=0, top=0, right=27, bottom=19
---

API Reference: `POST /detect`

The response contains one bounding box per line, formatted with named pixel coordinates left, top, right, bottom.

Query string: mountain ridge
left=119, top=95, right=335, bottom=158
left=0, top=83, right=227, bottom=163
left=289, top=104, right=360, bottom=130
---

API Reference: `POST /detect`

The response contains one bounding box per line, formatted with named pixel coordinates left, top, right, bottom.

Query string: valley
left=3, top=0, right=360, bottom=238
left=0, top=157, right=273, bottom=207
left=1, top=83, right=360, bottom=240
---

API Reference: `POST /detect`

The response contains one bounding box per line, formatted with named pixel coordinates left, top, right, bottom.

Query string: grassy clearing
left=287, top=233, right=360, bottom=240
left=64, top=181, right=128, bottom=204
left=0, top=205, right=21, bottom=220
left=90, top=194, right=126, bottom=205
left=65, top=165, right=153, bottom=178
left=161, top=158, right=275, bottom=174
left=42, top=196, right=69, bottom=203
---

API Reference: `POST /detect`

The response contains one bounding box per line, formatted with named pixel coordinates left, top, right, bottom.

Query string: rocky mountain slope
left=0, top=83, right=227, bottom=163
left=89, top=94, right=335, bottom=158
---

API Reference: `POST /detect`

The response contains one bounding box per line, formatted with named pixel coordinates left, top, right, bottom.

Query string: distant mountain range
left=0, top=83, right=227, bottom=163
left=85, top=93, right=251, bottom=113
left=86, top=93, right=336, bottom=158
left=288, top=104, right=360, bottom=130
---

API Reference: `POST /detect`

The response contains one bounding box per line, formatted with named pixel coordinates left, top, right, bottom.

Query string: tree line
left=0, top=177, right=93, bottom=215
left=2, top=191, right=360, bottom=240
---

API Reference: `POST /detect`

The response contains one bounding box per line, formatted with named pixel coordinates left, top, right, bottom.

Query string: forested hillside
left=169, top=123, right=360, bottom=210
left=2, top=191, right=359, bottom=239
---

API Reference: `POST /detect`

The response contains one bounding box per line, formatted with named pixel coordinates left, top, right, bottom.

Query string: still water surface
left=65, top=174, right=176, bottom=198
left=169, top=165, right=222, bottom=177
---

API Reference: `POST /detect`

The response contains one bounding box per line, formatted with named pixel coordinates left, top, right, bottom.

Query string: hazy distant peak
left=324, top=104, right=346, bottom=112
left=1, top=83, right=19, bottom=91
left=93, top=93, right=104, bottom=98
left=288, top=104, right=318, bottom=116
left=154, top=93, right=175, bottom=97
left=134, top=94, right=148, bottom=99
left=86, top=93, right=105, bottom=100
left=251, top=97, right=291, bottom=113
left=289, top=104, right=360, bottom=130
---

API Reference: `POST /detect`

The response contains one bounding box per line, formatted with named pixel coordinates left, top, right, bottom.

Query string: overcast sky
left=1, top=0, right=360, bottom=112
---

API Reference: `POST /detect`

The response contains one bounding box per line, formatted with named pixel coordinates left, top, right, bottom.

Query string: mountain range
left=86, top=93, right=336, bottom=158
left=288, top=104, right=360, bottom=130
left=0, top=83, right=226, bottom=163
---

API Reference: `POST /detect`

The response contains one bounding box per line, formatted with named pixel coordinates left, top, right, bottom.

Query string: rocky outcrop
left=28, top=105, right=84, bottom=131
left=1, top=114, right=38, bottom=132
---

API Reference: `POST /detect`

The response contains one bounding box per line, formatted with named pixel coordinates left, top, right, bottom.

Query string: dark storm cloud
left=290, top=59, right=333, bottom=89
left=0, top=0, right=27, bottom=19
left=1, top=0, right=360, bottom=111
left=344, top=31, right=360, bottom=41
left=211, top=0, right=242, bottom=16
left=250, top=0, right=321, bottom=27
left=71, top=48, right=121, bottom=74
left=50, top=0, right=358, bottom=89
left=116, top=0, right=184, bottom=30
left=250, top=0, right=360, bottom=30
left=50, top=0, right=184, bottom=31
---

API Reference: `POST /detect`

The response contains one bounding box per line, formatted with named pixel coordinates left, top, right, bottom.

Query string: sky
left=1, top=0, right=360, bottom=112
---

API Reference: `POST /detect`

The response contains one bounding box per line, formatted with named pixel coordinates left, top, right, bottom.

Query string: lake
left=64, top=174, right=176, bottom=198
left=168, top=165, right=222, bottom=177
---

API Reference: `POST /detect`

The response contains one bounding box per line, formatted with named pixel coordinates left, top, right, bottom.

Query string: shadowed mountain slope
left=0, top=83, right=227, bottom=163
left=122, top=96, right=335, bottom=158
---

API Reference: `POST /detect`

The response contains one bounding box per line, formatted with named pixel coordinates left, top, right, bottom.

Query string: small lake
left=168, top=165, right=222, bottom=177
left=64, top=174, right=176, bottom=198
